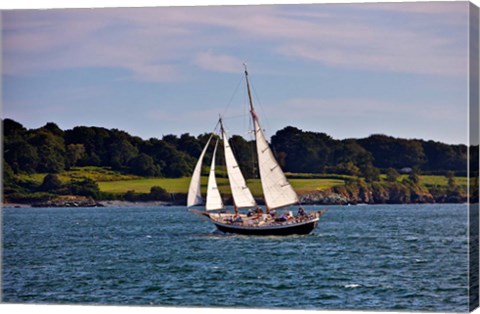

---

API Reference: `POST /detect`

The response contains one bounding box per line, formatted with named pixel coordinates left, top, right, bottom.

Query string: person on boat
left=277, top=212, right=289, bottom=222
left=233, top=214, right=243, bottom=223
left=250, top=207, right=262, bottom=219
left=297, top=206, right=306, bottom=216
left=247, top=208, right=254, bottom=217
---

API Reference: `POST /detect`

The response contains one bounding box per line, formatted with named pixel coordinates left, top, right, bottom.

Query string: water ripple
left=2, top=204, right=469, bottom=311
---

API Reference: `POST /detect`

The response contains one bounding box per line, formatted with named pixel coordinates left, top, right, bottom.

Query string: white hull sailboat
left=187, top=66, right=324, bottom=236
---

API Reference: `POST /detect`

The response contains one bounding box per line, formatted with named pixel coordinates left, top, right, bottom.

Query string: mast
left=244, top=63, right=255, bottom=116
left=244, top=64, right=299, bottom=210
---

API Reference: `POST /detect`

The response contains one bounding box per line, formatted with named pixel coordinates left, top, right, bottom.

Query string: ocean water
left=2, top=204, right=470, bottom=311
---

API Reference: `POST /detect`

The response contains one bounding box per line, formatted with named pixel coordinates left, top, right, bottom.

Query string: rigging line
left=222, top=114, right=247, bottom=120
left=249, top=78, right=271, bottom=135
left=222, top=73, right=245, bottom=118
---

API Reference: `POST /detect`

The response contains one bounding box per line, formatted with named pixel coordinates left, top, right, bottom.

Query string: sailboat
left=187, top=66, right=324, bottom=236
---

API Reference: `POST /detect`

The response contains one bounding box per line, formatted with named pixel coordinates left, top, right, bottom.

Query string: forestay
left=222, top=128, right=256, bottom=208
left=206, top=139, right=224, bottom=210
left=187, top=135, right=213, bottom=207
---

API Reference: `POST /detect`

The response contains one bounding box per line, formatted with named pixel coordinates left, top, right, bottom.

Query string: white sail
left=222, top=128, right=256, bottom=208
left=253, top=116, right=299, bottom=210
left=187, top=135, right=213, bottom=207
left=206, top=140, right=224, bottom=210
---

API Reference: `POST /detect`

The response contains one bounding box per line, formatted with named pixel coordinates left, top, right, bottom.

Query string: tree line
left=3, top=118, right=470, bottom=180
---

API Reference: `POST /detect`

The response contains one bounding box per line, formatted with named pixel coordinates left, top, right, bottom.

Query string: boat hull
left=212, top=218, right=319, bottom=236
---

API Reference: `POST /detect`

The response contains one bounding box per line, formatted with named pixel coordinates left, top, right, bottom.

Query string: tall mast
left=244, top=63, right=256, bottom=120
left=244, top=64, right=299, bottom=210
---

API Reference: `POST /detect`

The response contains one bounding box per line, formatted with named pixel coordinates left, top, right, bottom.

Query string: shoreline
left=1, top=200, right=173, bottom=209
left=1, top=200, right=469, bottom=209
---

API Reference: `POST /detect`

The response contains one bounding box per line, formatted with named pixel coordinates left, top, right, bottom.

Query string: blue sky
left=2, top=1, right=472, bottom=144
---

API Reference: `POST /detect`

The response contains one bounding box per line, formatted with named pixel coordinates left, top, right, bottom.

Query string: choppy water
left=2, top=204, right=469, bottom=311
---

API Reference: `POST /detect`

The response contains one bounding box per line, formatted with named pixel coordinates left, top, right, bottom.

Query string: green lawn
left=16, top=166, right=469, bottom=196
left=17, top=166, right=141, bottom=184
left=419, top=175, right=468, bottom=188
left=98, top=176, right=346, bottom=196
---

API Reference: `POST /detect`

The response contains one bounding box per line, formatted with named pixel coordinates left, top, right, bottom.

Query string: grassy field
left=417, top=175, right=468, bottom=188
left=16, top=166, right=469, bottom=196
left=17, top=166, right=141, bottom=183
left=98, top=177, right=345, bottom=196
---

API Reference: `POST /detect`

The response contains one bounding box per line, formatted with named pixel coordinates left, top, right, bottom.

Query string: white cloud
left=2, top=2, right=469, bottom=81
left=194, top=51, right=243, bottom=73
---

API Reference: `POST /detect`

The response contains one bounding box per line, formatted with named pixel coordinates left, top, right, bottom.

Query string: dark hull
left=212, top=219, right=319, bottom=236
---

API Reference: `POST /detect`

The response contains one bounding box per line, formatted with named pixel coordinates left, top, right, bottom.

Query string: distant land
left=3, top=118, right=478, bottom=207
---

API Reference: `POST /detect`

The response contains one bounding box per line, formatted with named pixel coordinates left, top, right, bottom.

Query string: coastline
left=2, top=200, right=173, bottom=209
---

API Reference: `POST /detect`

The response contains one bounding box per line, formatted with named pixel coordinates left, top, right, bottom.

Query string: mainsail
left=245, top=68, right=299, bottom=209
left=187, top=135, right=213, bottom=207
left=221, top=122, right=256, bottom=208
left=206, top=139, right=224, bottom=210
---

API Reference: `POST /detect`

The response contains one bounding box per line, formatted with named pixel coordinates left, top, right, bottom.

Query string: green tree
left=129, top=153, right=161, bottom=177
left=39, top=174, right=63, bottom=192
left=140, top=139, right=193, bottom=178
left=149, top=186, right=170, bottom=201
left=67, top=178, right=100, bottom=198
left=331, top=162, right=361, bottom=176
left=446, top=171, right=457, bottom=191
left=29, top=128, right=66, bottom=173
left=4, top=140, right=39, bottom=173
left=65, top=144, right=86, bottom=169
left=108, top=139, right=138, bottom=170
left=362, top=164, right=380, bottom=183
left=385, top=168, right=400, bottom=182
left=3, top=159, right=17, bottom=191
left=407, top=167, right=421, bottom=184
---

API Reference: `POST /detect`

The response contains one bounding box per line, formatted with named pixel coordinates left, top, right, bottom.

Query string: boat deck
left=208, top=212, right=320, bottom=228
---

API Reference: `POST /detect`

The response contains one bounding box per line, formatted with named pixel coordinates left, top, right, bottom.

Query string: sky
left=1, top=1, right=474, bottom=144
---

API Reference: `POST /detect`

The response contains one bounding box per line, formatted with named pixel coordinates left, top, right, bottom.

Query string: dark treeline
left=3, top=119, right=469, bottom=180
left=272, top=126, right=468, bottom=177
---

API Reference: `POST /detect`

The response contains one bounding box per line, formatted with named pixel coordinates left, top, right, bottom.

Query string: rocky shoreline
left=2, top=188, right=469, bottom=209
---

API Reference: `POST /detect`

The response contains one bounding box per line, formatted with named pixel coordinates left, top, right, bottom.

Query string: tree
left=67, top=178, right=100, bottom=198
left=331, top=162, right=361, bottom=176
left=362, top=164, right=380, bottom=182
left=29, top=129, right=66, bottom=173
left=140, top=138, right=193, bottom=178
left=385, top=168, right=400, bottom=182
left=446, top=171, right=457, bottom=191
left=129, top=153, right=161, bottom=177
left=177, top=133, right=202, bottom=158
left=65, top=144, right=86, bottom=169
left=4, top=140, right=39, bottom=173
left=408, top=167, right=421, bottom=184
left=39, top=174, right=63, bottom=192
left=358, top=134, right=426, bottom=169
left=149, top=186, right=170, bottom=201
left=108, top=138, right=138, bottom=170
left=3, top=159, right=17, bottom=191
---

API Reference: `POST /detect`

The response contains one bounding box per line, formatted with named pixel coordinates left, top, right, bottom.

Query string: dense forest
left=4, top=118, right=477, bottom=205
left=3, top=118, right=470, bottom=179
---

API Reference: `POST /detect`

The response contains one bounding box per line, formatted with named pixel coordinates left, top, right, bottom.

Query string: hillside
left=3, top=118, right=477, bottom=206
